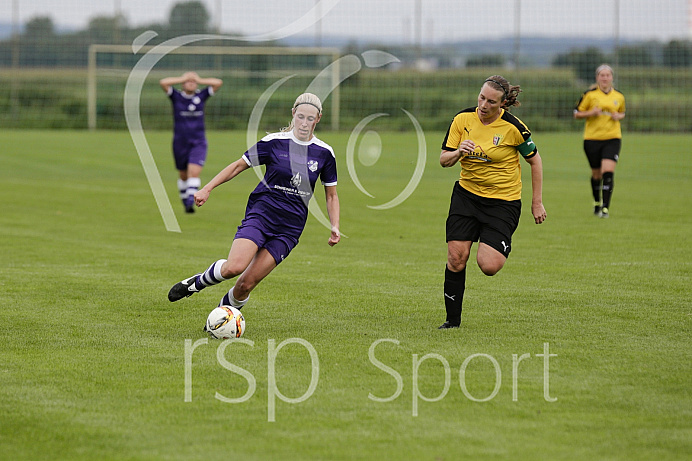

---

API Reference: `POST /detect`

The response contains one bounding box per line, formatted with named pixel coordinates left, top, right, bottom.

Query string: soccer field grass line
left=0, top=130, right=690, bottom=460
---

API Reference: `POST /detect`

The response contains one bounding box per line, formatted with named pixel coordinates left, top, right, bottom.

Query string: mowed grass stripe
left=0, top=130, right=689, bottom=460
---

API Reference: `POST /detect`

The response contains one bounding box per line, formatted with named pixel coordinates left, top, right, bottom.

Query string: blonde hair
left=595, top=64, right=614, bottom=78
left=281, top=93, right=323, bottom=132
left=588, top=64, right=615, bottom=90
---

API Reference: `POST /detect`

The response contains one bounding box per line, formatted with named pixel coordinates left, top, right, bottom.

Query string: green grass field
left=1, top=129, right=690, bottom=460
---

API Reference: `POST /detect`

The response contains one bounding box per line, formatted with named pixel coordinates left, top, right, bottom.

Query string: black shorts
left=446, top=182, right=521, bottom=257
left=583, top=139, right=621, bottom=169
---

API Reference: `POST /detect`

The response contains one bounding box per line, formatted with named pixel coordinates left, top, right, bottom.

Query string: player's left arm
left=610, top=94, right=626, bottom=121
left=159, top=73, right=191, bottom=93
left=524, top=151, right=546, bottom=224
left=324, top=185, right=340, bottom=246
left=195, top=75, right=223, bottom=92
left=610, top=111, right=625, bottom=121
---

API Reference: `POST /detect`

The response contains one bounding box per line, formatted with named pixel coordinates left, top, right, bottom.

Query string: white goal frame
left=87, top=44, right=342, bottom=130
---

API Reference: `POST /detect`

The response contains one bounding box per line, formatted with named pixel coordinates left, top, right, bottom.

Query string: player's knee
left=478, top=260, right=503, bottom=276
left=447, top=255, right=467, bottom=272
left=447, top=249, right=469, bottom=272
left=234, top=279, right=255, bottom=297
left=220, top=261, right=245, bottom=279
left=479, top=265, right=500, bottom=276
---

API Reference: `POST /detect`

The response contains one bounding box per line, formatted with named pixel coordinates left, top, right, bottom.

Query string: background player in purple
left=167, top=93, right=340, bottom=315
left=159, top=71, right=223, bottom=213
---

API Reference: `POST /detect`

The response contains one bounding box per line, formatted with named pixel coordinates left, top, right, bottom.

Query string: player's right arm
left=194, top=158, right=250, bottom=207
left=440, top=140, right=475, bottom=167
left=159, top=72, right=194, bottom=93
left=440, top=115, right=475, bottom=167
left=573, top=106, right=602, bottom=119
left=573, top=92, right=601, bottom=119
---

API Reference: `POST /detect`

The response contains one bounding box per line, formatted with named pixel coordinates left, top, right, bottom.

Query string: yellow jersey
left=441, top=108, right=537, bottom=201
left=575, top=87, right=626, bottom=140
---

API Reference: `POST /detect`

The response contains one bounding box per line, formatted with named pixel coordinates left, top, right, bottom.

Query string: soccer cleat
left=593, top=205, right=602, bottom=217
left=438, top=321, right=460, bottom=329
left=600, top=207, right=609, bottom=218
left=168, top=274, right=201, bottom=302
left=184, top=196, right=196, bottom=214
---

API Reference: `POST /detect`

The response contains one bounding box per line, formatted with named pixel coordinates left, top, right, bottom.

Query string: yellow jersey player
left=438, top=75, right=546, bottom=329
left=574, top=64, right=626, bottom=218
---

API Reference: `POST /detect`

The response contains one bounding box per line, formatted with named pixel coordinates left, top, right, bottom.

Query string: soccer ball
left=205, top=306, right=245, bottom=339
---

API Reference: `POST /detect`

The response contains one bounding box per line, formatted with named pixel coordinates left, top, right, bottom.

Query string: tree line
left=0, top=1, right=272, bottom=67
left=0, top=0, right=690, bottom=78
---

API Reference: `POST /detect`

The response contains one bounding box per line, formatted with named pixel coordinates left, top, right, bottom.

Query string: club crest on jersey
left=307, top=160, right=318, bottom=172
left=291, top=172, right=302, bottom=188
left=493, top=134, right=502, bottom=146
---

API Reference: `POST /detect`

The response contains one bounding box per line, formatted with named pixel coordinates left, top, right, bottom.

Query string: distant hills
left=280, top=34, right=639, bottom=67
left=0, top=20, right=648, bottom=68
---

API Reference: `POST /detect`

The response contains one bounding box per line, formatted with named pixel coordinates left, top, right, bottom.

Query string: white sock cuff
left=213, top=259, right=229, bottom=281
left=230, top=287, right=249, bottom=308
left=187, top=177, right=201, bottom=188
left=177, top=179, right=187, bottom=191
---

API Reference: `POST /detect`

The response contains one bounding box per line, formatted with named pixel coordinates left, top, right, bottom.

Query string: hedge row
left=0, top=67, right=690, bottom=132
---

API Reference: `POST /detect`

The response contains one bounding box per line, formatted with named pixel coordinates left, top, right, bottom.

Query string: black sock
left=591, top=177, right=601, bottom=204
left=602, top=172, right=614, bottom=208
left=444, top=266, right=466, bottom=325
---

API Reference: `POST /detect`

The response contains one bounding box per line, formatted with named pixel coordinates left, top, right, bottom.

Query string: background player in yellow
left=574, top=64, right=626, bottom=218
left=438, top=75, right=546, bottom=329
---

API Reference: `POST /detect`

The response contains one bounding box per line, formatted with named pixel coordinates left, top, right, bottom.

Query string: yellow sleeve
left=442, top=116, right=463, bottom=151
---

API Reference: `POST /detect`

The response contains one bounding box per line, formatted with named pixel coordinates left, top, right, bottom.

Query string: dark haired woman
left=438, top=75, right=546, bottom=329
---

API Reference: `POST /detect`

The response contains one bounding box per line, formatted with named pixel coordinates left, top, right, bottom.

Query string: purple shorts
left=235, top=220, right=299, bottom=265
left=173, top=137, right=207, bottom=171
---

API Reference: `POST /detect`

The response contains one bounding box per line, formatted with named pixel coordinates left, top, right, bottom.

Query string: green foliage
left=169, top=1, right=210, bottom=35
left=24, top=16, right=55, bottom=37
left=663, top=40, right=692, bottom=67
left=2, top=66, right=691, bottom=132
left=466, top=54, right=506, bottom=67
left=616, top=45, right=654, bottom=67
left=0, top=130, right=690, bottom=460
left=552, top=47, right=609, bottom=82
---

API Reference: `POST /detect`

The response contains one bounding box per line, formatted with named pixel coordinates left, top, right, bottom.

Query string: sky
left=3, top=0, right=690, bottom=43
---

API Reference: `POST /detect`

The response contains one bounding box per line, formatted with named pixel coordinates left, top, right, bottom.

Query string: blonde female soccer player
left=168, top=93, right=340, bottom=313
left=574, top=64, right=626, bottom=218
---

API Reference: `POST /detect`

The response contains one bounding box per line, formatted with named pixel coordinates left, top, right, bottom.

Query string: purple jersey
left=168, top=86, right=213, bottom=140
left=241, top=131, right=338, bottom=238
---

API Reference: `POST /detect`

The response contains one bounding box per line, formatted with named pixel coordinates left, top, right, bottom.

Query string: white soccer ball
left=205, top=306, right=245, bottom=339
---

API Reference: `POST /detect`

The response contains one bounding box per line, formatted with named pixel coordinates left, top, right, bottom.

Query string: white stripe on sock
left=229, top=286, right=249, bottom=308
left=178, top=179, right=188, bottom=199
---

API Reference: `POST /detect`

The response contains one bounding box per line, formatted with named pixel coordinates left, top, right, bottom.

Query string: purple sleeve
left=199, top=87, right=213, bottom=101
left=243, top=139, right=272, bottom=167
left=320, top=153, right=337, bottom=186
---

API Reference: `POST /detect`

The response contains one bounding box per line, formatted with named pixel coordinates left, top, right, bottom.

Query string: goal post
left=87, top=44, right=342, bottom=131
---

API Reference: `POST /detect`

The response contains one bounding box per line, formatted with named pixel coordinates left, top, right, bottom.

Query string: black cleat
left=438, top=321, right=460, bottom=329
left=593, top=205, right=602, bottom=217
left=185, top=203, right=195, bottom=214
left=168, top=274, right=201, bottom=302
